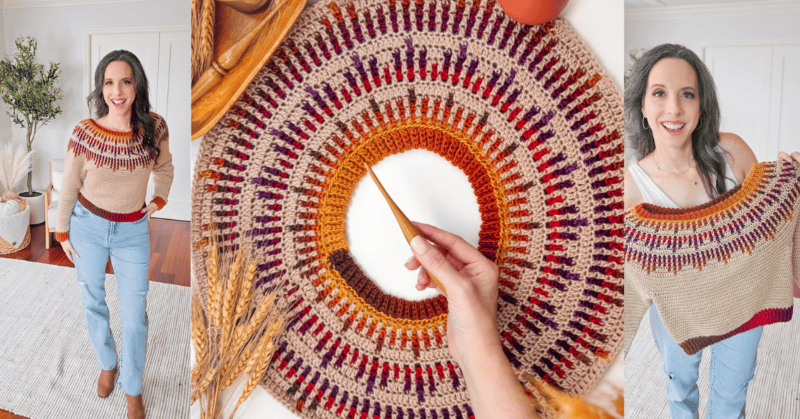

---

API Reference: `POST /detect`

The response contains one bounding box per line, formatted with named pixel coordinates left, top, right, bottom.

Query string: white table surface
left=191, top=0, right=623, bottom=417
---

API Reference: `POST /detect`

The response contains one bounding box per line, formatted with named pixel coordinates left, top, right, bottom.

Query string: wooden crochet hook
left=363, top=162, right=447, bottom=296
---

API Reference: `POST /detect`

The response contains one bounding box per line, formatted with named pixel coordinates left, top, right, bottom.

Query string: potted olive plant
left=0, top=36, right=63, bottom=224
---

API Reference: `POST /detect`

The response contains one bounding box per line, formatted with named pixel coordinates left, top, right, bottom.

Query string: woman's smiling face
left=102, top=60, right=136, bottom=119
left=641, top=58, right=701, bottom=144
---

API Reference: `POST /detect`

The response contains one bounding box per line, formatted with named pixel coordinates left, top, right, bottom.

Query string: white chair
left=44, top=159, right=63, bottom=249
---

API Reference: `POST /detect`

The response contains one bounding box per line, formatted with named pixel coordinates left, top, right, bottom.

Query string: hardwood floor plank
left=0, top=219, right=190, bottom=287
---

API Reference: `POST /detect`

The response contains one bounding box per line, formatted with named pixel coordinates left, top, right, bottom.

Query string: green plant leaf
left=0, top=36, right=63, bottom=194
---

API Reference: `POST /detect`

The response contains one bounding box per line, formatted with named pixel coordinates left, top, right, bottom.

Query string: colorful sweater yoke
left=625, top=161, right=800, bottom=356
left=191, top=0, right=625, bottom=416
left=55, top=113, right=174, bottom=242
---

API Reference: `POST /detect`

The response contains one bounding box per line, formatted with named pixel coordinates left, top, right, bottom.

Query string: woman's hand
left=778, top=151, right=800, bottom=164
left=141, top=202, right=159, bottom=221
left=405, top=222, right=537, bottom=419
left=404, top=222, right=500, bottom=365
left=60, top=239, right=79, bottom=264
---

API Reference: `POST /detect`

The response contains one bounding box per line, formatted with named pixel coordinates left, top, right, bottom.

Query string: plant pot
left=19, top=191, right=45, bottom=225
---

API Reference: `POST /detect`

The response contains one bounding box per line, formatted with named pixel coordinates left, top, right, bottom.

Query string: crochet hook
left=363, top=162, right=448, bottom=296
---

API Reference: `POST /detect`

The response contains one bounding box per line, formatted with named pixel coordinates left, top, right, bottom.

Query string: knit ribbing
left=625, top=160, right=800, bottom=355
left=78, top=193, right=146, bottom=222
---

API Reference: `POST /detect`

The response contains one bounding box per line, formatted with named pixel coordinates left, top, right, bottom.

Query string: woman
left=623, top=43, right=799, bottom=418
left=55, top=50, right=174, bottom=419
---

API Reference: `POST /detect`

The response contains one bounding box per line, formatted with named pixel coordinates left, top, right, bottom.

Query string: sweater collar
left=84, top=119, right=137, bottom=142
left=629, top=162, right=769, bottom=223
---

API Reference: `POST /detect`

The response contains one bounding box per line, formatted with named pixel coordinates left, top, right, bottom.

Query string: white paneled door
left=86, top=27, right=191, bottom=221
left=771, top=45, right=800, bottom=158
left=704, top=43, right=800, bottom=162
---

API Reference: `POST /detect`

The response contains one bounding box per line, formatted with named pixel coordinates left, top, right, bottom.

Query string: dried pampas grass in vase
left=192, top=229, right=288, bottom=419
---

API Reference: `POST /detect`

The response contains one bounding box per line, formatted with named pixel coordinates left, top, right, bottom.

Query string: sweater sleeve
left=55, top=129, right=87, bottom=242
left=149, top=115, right=174, bottom=210
left=623, top=272, right=651, bottom=357
left=793, top=204, right=800, bottom=297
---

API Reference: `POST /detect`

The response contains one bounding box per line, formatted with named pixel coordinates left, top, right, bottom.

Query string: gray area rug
left=0, top=259, right=189, bottom=418
left=625, top=300, right=800, bottom=418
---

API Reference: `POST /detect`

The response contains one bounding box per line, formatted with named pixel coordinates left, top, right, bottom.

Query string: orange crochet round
left=192, top=0, right=625, bottom=416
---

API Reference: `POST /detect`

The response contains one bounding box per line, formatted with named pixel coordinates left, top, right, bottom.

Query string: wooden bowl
left=191, top=0, right=307, bottom=140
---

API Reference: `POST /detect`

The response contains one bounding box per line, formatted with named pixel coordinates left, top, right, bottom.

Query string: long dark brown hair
left=87, top=50, right=159, bottom=159
left=625, top=44, right=730, bottom=197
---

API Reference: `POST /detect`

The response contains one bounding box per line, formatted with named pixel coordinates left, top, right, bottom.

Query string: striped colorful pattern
left=625, top=161, right=800, bottom=355
left=68, top=118, right=157, bottom=172
left=192, top=0, right=624, bottom=416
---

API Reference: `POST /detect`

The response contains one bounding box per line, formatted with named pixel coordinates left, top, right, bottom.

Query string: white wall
left=2, top=0, right=187, bottom=193
left=0, top=0, right=9, bottom=140
left=625, top=9, right=800, bottom=63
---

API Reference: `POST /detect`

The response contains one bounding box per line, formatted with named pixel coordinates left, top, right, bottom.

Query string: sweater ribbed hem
left=679, top=306, right=793, bottom=355
left=151, top=196, right=166, bottom=210
left=55, top=232, right=69, bottom=242
left=79, top=194, right=145, bottom=222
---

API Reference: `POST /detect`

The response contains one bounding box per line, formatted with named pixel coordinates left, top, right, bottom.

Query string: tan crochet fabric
left=624, top=161, right=800, bottom=356
left=56, top=113, right=173, bottom=241
left=192, top=0, right=625, bottom=416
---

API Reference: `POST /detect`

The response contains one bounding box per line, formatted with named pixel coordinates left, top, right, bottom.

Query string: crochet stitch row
left=67, top=118, right=161, bottom=172
left=625, top=161, right=800, bottom=355
left=191, top=0, right=625, bottom=416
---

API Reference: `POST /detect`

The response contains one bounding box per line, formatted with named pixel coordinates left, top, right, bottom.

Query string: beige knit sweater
left=55, top=113, right=173, bottom=241
left=624, top=161, right=800, bottom=356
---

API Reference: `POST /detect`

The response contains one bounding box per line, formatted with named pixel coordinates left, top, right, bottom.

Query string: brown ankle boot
left=126, top=393, right=145, bottom=419
left=96, top=366, right=117, bottom=398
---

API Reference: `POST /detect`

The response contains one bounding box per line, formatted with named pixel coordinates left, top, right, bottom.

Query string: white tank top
left=628, top=155, right=738, bottom=208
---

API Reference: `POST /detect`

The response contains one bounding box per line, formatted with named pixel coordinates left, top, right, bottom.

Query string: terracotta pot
left=497, top=0, right=569, bottom=26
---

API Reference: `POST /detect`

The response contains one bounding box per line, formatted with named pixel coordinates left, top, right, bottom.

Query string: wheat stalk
left=234, top=260, right=258, bottom=321
left=220, top=247, right=243, bottom=349
left=220, top=292, right=279, bottom=389
left=221, top=328, right=258, bottom=389
left=206, top=230, right=219, bottom=324
left=191, top=292, right=208, bottom=383
left=197, top=0, right=215, bottom=80
left=220, top=290, right=276, bottom=388
left=230, top=317, right=284, bottom=416
left=190, top=0, right=201, bottom=80
left=192, top=230, right=287, bottom=419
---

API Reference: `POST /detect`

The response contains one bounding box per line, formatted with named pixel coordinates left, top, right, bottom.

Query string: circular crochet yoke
left=625, top=161, right=800, bottom=354
left=627, top=161, right=800, bottom=274
left=191, top=0, right=625, bottom=417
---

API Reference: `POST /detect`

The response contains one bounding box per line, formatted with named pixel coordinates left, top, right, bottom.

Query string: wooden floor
left=0, top=219, right=190, bottom=287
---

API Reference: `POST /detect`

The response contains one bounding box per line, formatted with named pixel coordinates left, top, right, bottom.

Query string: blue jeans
left=650, top=305, right=762, bottom=419
left=70, top=201, right=150, bottom=396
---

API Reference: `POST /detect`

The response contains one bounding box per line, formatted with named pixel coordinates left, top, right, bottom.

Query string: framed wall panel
left=704, top=41, right=800, bottom=162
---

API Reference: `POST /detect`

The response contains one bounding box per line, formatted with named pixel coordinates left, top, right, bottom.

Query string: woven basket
left=0, top=200, right=31, bottom=254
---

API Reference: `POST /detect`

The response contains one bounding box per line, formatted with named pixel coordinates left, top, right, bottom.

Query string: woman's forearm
left=458, top=341, right=538, bottom=419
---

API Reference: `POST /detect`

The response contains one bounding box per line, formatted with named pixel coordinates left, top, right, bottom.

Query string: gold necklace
left=652, top=152, right=694, bottom=176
